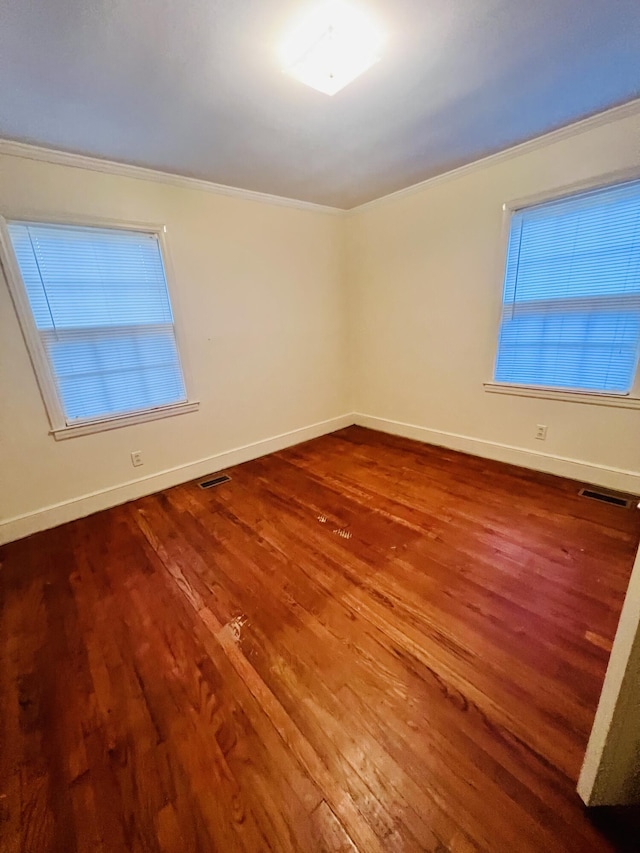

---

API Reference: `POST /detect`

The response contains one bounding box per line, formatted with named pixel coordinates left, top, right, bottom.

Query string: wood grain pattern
left=1, top=426, right=638, bottom=852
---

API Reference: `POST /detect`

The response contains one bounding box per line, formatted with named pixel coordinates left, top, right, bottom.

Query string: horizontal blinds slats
left=8, top=222, right=173, bottom=329
left=495, top=179, right=640, bottom=394
left=7, top=221, right=186, bottom=423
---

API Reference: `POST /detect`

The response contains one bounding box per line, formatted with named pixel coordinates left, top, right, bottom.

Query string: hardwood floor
left=1, top=426, right=639, bottom=852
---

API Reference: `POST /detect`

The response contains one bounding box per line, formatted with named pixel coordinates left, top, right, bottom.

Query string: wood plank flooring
left=1, top=426, right=639, bottom=852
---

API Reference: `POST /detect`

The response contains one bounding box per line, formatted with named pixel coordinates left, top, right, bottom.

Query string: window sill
left=50, top=400, right=200, bottom=440
left=483, top=382, right=640, bottom=409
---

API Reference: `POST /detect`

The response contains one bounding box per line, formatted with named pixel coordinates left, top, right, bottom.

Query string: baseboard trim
left=0, top=414, right=354, bottom=545
left=4, top=412, right=637, bottom=545
left=354, top=413, right=640, bottom=494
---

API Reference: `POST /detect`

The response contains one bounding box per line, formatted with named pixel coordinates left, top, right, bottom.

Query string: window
left=1, top=219, right=196, bottom=437
left=493, top=179, right=640, bottom=397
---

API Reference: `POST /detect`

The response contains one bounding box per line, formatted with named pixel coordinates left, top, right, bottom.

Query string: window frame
left=0, top=213, right=199, bottom=439
left=485, top=168, right=640, bottom=408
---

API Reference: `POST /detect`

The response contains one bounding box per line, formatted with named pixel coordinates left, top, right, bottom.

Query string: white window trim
left=0, top=213, right=199, bottom=439
left=483, top=382, right=640, bottom=409
left=49, top=401, right=201, bottom=440
left=486, top=166, right=640, bottom=407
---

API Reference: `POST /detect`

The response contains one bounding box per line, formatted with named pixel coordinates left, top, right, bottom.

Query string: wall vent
left=578, top=488, right=635, bottom=509
left=198, top=474, right=231, bottom=490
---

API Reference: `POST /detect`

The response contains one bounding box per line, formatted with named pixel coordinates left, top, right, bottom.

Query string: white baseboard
left=0, top=414, right=354, bottom=545
left=354, top=413, right=640, bottom=494
left=4, top=412, right=637, bottom=546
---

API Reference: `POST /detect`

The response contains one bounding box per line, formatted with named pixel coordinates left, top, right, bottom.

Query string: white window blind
left=494, top=179, right=640, bottom=395
left=7, top=221, right=187, bottom=423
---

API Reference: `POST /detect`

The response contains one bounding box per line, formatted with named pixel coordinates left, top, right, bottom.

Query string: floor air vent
left=578, top=488, right=635, bottom=509
left=198, top=474, right=231, bottom=490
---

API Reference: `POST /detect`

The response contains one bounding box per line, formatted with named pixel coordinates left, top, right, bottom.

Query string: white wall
left=0, top=154, right=350, bottom=543
left=579, top=540, right=640, bottom=805
left=347, top=108, right=640, bottom=492
left=2, top=104, right=640, bottom=544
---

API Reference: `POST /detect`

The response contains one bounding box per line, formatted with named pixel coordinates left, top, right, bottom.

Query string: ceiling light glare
left=281, top=1, right=384, bottom=96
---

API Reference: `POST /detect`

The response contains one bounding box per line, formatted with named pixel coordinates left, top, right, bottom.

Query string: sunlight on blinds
left=494, top=180, right=640, bottom=394
left=8, top=222, right=187, bottom=422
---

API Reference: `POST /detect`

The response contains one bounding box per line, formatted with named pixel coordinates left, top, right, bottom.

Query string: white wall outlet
left=535, top=424, right=548, bottom=441
left=131, top=450, right=144, bottom=467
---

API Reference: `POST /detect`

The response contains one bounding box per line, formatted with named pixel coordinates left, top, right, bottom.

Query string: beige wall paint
left=0, top=155, right=349, bottom=541
left=346, top=110, right=640, bottom=490
left=2, top=105, right=640, bottom=543
left=1, top=107, right=639, bottom=805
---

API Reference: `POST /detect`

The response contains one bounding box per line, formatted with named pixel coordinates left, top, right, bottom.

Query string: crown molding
left=0, top=139, right=342, bottom=216
left=2, top=96, right=639, bottom=215
left=347, top=97, right=640, bottom=215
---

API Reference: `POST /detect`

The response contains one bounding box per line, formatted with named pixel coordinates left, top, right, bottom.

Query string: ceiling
left=0, top=0, right=639, bottom=209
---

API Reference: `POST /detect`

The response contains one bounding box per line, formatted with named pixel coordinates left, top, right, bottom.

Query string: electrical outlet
left=131, top=450, right=143, bottom=467
left=535, top=424, right=548, bottom=441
